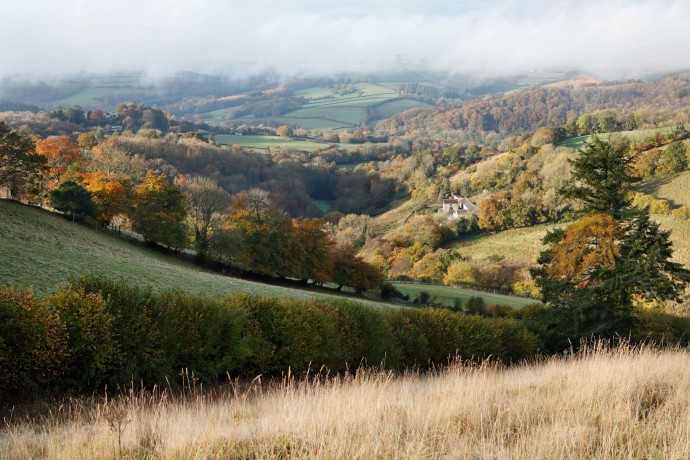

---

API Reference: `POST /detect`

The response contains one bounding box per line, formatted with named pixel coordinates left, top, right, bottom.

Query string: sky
left=2, top=0, right=689, bottom=80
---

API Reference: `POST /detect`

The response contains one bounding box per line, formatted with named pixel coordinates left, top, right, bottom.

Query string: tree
left=178, top=176, right=230, bottom=258
left=276, top=125, right=293, bottom=137
left=332, top=244, right=384, bottom=294
left=560, top=136, right=638, bottom=218
left=287, top=218, right=335, bottom=283
left=81, top=173, right=131, bottom=226
left=36, top=136, right=81, bottom=185
left=659, top=141, right=687, bottom=174
left=532, top=137, right=690, bottom=348
left=49, top=181, right=97, bottom=222
left=0, top=122, right=46, bottom=196
left=132, top=172, right=187, bottom=249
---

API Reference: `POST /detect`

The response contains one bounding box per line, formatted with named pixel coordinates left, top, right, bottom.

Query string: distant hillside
left=377, top=73, right=690, bottom=141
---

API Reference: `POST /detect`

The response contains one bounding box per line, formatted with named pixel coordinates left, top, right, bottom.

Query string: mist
left=2, top=0, right=690, bottom=80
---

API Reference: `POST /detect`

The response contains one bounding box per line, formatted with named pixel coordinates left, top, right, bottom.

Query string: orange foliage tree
left=36, top=136, right=80, bottom=185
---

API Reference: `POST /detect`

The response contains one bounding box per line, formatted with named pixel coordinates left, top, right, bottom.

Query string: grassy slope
left=4, top=346, right=688, bottom=458
left=391, top=282, right=537, bottom=308
left=0, top=200, right=389, bottom=306
left=558, top=125, right=686, bottom=151
left=639, top=171, right=690, bottom=208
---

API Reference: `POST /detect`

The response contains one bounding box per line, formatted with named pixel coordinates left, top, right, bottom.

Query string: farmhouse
left=441, top=195, right=478, bottom=219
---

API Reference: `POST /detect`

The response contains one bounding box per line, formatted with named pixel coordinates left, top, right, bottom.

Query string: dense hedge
left=0, top=276, right=541, bottom=400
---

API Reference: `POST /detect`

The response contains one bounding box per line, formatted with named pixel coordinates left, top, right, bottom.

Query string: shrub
left=247, top=298, right=342, bottom=374
left=0, top=288, right=67, bottom=398
left=49, top=287, right=115, bottom=392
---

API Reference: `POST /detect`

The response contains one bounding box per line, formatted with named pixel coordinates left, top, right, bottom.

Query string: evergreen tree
left=49, top=181, right=97, bottom=222
left=532, top=138, right=690, bottom=349
left=560, top=135, right=639, bottom=218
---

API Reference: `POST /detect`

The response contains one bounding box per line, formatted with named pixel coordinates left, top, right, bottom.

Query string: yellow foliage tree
left=546, top=213, right=621, bottom=283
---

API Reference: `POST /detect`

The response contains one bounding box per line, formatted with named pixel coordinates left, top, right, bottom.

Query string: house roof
left=442, top=199, right=458, bottom=204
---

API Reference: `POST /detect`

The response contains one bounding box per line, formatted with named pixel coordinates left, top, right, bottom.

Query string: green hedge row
left=0, top=276, right=541, bottom=400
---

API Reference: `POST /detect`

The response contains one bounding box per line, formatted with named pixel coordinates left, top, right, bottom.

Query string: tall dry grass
left=2, top=344, right=689, bottom=459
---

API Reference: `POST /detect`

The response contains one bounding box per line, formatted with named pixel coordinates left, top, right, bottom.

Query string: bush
left=49, top=287, right=115, bottom=392
left=0, top=288, right=67, bottom=398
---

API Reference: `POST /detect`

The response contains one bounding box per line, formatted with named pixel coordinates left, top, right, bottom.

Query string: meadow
left=213, top=134, right=367, bottom=153
left=558, top=125, right=684, bottom=151
left=391, top=282, right=537, bottom=308
left=639, top=171, right=690, bottom=208
left=2, top=344, right=688, bottom=459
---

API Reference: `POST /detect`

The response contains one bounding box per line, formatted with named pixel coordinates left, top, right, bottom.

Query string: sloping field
left=639, top=171, right=690, bottom=208
left=213, top=134, right=365, bottom=152
left=239, top=82, right=423, bottom=130
left=0, top=200, right=386, bottom=307
left=558, top=126, right=683, bottom=151
left=391, top=282, right=537, bottom=308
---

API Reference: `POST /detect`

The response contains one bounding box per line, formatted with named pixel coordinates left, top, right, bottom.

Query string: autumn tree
left=0, top=122, right=46, bottom=197
left=81, top=173, right=131, bottom=226
left=36, top=136, right=81, bottom=185
left=333, top=244, right=384, bottom=294
left=178, top=176, right=230, bottom=258
left=132, top=172, right=187, bottom=249
left=287, top=218, right=335, bottom=283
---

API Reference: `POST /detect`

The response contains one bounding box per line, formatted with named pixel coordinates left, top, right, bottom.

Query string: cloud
left=1, top=0, right=689, bottom=80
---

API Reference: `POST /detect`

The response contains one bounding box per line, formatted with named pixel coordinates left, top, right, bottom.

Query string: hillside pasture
left=0, top=200, right=386, bottom=308
left=214, top=134, right=331, bottom=152
left=237, top=82, right=420, bottom=129
left=639, top=171, right=690, bottom=208
left=558, top=126, right=683, bottom=151
left=372, top=98, right=432, bottom=121
left=450, top=223, right=564, bottom=265
left=391, top=282, right=537, bottom=308
left=213, top=134, right=366, bottom=152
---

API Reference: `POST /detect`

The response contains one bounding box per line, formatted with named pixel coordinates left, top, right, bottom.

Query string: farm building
left=441, top=195, right=478, bottom=219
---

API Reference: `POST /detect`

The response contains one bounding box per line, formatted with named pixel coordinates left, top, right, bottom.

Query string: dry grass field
left=2, top=344, right=689, bottom=459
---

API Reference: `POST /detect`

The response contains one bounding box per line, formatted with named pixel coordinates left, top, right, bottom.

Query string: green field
left=213, top=134, right=366, bottom=152
left=232, top=82, right=428, bottom=130
left=558, top=126, right=684, bottom=151
left=214, top=134, right=331, bottom=151
left=391, top=282, right=538, bottom=308
left=51, top=73, right=147, bottom=108
left=639, top=171, right=690, bottom=208
left=450, top=223, right=564, bottom=265
left=201, top=106, right=242, bottom=124
left=372, top=98, right=432, bottom=121
left=0, top=200, right=389, bottom=307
